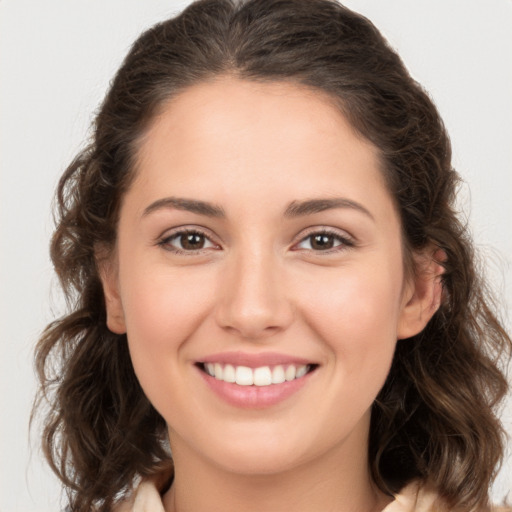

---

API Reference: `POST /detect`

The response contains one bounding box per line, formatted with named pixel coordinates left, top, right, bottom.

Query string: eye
left=294, top=230, right=353, bottom=252
left=159, top=229, right=218, bottom=253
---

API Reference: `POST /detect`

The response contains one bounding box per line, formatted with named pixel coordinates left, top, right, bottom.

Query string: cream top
left=116, top=477, right=447, bottom=512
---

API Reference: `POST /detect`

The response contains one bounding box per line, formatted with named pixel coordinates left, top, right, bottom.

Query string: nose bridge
left=216, top=242, right=292, bottom=338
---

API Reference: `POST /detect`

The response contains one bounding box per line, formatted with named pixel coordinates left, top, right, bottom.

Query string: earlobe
left=96, top=248, right=127, bottom=335
left=397, top=248, right=446, bottom=340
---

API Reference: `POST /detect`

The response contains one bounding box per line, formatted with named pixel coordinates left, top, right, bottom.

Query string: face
left=101, top=78, right=437, bottom=477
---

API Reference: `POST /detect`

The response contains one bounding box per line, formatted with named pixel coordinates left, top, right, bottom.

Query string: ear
left=96, top=246, right=127, bottom=335
left=397, top=248, right=446, bottom=340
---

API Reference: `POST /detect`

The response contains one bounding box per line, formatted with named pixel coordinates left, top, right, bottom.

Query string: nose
left=214, top=248, right=294, bottom=340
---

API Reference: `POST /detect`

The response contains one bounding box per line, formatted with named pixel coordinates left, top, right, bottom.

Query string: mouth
left=196, top=362, right=318, bottom=387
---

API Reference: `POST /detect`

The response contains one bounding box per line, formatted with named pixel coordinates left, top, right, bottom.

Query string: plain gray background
left=1, top=1, right=511, bottom=510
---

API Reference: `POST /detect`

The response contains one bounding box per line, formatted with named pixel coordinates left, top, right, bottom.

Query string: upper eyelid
left=290, top=228, right=356, bottom=254
left=154, top=227, right=220, bottom=256
left=155, top=225, right=355, bottom=249
left=294, top=226, right=355, bottom=242
left=157, top=225, right=218, bottom=242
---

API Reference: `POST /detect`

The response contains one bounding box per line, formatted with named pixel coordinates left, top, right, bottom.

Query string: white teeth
left=253, top=366, right=272, bottom=386
left=223, top=364, right=236, bottom=383
left=285, top=365, right=296, bottom=381
left=203, top=363, right=312, bottom=386
left=205, top=363, right=215, bottom=377
left=235, top=366, right=253, bottom=386
left=296, top=365, right=308, bottom=378
left=271, top=365, right=286, bottom=384
left=214, top=363, right=223, bottom=380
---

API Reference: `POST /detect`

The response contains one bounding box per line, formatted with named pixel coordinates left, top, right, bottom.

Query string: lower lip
left=197, top=367, right=314, bottom=409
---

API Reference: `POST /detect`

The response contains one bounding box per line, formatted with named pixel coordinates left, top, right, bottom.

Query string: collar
left=118, top=477, right=441, bottom=512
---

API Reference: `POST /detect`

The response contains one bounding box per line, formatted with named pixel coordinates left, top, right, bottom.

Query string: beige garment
left=115, top=477, right=447, bottom=512
left=383, top=480, right=443, bottom=511
left=114, top=479, right=166, bottom=512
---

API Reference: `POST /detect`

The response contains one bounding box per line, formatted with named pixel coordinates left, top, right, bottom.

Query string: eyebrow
left=284, top=198, right=374, bottom=220
left=142, top=197, right=225, bottom=218
left=142, top=196, right=373, bottom=221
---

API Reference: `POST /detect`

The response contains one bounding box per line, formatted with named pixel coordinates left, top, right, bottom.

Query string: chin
left=193, top=422, right=334, bottom=477
left=211, top=444, right=309, bottom=477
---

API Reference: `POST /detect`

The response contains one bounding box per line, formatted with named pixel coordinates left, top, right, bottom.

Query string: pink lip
left=197, top=369, right=314, bottom=409
left=198, top=351, right=314, bottom=368
left=195, top=352, right=318, bottom=409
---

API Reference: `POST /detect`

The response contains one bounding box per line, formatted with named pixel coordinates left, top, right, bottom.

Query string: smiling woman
left=102, top=80, right=420, bottom=497
left=33, top=1, right=511, bottom=512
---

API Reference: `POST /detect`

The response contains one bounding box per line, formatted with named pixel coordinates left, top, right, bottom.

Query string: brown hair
left=34, top=1, right=511, bottom=510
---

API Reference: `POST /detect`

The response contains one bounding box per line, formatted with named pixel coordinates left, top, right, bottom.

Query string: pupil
left=181, top=233, right=204, bottom=250
left=312, top=234, right=333, bottom=250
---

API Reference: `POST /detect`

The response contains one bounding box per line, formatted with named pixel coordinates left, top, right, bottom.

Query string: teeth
left=223, top=364, right=236, bottom=383
left=285, top=365, right=296, bottom=381
left=203, top=363, right=311, bottom=386
left=296, top=365, right=308, bottom=378
left=271, top=365, right=286, bottom=384
left=235, top=366, right=253, bottom=386
left=214, top=363, right=223, bottom=380
left=253, top=366, right=272, bottom=386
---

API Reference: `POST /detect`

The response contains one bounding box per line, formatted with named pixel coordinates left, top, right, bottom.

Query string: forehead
left=141, top=77, right=369, bottom=158
left=130, top=77, right=393, bottom=220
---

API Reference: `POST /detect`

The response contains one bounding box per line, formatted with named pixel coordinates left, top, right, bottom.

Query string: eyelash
left=157, top=228, right=219, bottom=255
left=292, top=228, right=355, bottom=253
left=157, top=227, right=355, bottom=255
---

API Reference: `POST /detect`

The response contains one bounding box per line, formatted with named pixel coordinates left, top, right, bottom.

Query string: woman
left=34, top=0, right=511, bottom=511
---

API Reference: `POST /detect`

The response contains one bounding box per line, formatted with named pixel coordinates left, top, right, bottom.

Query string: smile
left=196, top=354, right=319, bottom=408
left=200, top=363, right=314, bottom=386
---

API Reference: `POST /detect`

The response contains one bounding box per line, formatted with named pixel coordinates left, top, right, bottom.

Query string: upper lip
left=198, top=351, right=317, bottom=368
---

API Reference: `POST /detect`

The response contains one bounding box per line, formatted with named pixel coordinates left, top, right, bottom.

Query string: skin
left=100, top=77, right=442, bottom=512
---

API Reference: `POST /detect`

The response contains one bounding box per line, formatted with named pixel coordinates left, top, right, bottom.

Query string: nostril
left=214, top=272, right=294, bottom=339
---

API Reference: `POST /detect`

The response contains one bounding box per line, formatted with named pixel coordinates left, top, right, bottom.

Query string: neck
left=162, top=427, right=391, bottom=512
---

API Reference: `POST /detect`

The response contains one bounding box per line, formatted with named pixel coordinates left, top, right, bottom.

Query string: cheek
left=118, top=263, right=216, bottom=376
left=294, top=264, right=402, bottom=427
left=296, top=260, right=403, bottom=381
left=303, top=263, right=402, bottom=335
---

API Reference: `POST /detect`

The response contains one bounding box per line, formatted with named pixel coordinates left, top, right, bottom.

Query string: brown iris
left=180, top=232, right=206, bottom=250
left=310, top=234, right=335, bottom=250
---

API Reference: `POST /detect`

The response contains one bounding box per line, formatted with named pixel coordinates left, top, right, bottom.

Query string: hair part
left=34, top=1, right=511, bottom=511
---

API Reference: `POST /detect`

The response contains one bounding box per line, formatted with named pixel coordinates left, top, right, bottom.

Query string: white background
left=1, top=1, right=511, bottom=510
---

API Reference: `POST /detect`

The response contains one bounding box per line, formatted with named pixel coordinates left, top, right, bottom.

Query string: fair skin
left=100, top=77, right=442, bottom=512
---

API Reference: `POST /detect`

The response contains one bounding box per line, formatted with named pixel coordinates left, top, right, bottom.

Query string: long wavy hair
left=34, top=1, right=511, bottom=510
